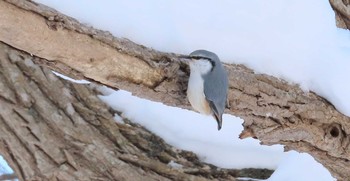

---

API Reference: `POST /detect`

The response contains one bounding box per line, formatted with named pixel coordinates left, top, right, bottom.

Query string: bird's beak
left=178, top=55, right=192, bottom=59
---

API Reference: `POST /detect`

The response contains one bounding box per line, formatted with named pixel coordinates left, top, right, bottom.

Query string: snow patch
left=52, top=71, right=90, bottom=84
left=0, top=156, right=12, bottom=174
left=113, top=114, right=124, bottom=124
left=98, top=89, right=284, bottom=169
left=167, top=160, right=183, bottom=169
left=268, top=151, right=335, bottom=181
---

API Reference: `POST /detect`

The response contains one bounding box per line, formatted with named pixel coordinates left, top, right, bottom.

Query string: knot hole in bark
left=327, top=124, right=343, bottom=139
left=330, top=126, right=339, bottom=138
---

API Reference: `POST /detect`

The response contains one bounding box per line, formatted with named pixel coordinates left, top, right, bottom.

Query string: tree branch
left=329, top=0, right=350, bottom=30
left=1, top=0, right=350, bottom=180
left=0, top=43, right=271, bottom=180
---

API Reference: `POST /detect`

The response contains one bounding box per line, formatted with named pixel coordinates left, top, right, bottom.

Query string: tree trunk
left=1, top=0, right=350, bottom=180
left=0, top=43, right=274, bottom=180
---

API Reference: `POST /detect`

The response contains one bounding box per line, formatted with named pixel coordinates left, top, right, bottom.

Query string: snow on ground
left=10, top=0, right=349, bottom=180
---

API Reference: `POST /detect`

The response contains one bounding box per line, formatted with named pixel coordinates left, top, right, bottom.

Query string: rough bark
left=1, top=0, right=350, bottom=180
left=329, top=0, right=350, bottom=30
left=0, top=43, right=274, bottom=180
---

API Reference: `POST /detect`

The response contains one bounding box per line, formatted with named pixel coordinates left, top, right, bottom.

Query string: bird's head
left=189, top=50, right=220, bottom=63
left=179, top=50, right=219, bottom=75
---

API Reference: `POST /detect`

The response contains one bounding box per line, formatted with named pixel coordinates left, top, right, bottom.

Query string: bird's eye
left=191, top=56, right=211, bottom=61
left=191, top=56, right=201, bottom=60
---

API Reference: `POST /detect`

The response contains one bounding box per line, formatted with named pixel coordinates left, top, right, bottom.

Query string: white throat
left=187, top=59, right=212, bottom=115
left=188, top=59, right=212, bottom=75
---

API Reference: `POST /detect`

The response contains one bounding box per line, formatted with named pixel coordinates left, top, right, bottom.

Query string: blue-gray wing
left=203, top=64, right=228, bottom=120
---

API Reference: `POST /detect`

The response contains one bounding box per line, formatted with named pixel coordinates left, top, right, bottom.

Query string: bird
left=180, top=50, right=228, bottom=130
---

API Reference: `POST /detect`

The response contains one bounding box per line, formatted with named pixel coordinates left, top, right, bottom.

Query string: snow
left=7, top=0, right=349, bottom=180
left=238, top=178, right=262, bottom=181
left=98, top=88, right=284, bottom=169
left=0, top=156, right=12, bottom=175
left=267, top=151, right=335, bottom=181
left=167, top=160, right=183, bottom=169
left=52, top=71, right=90, bottom=84
left=113, top=114, right=125, bottom=124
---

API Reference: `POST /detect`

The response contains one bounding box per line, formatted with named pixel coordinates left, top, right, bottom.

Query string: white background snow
left=2, top=0, right=349, bottom=180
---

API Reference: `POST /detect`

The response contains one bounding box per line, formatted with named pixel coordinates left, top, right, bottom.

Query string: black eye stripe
left=190, top=56, right=211, bottom=61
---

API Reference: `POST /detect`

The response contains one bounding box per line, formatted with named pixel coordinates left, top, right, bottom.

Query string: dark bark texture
left=1, top=0, right=350, bottom=180
left=0, top=43, right=274, bottom=180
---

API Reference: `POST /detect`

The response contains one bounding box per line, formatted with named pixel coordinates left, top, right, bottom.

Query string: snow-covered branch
left=1, top=0, right=350, bottom=180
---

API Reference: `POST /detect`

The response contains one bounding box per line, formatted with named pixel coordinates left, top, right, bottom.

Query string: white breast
left=187, top=59, right=212, bottom=115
